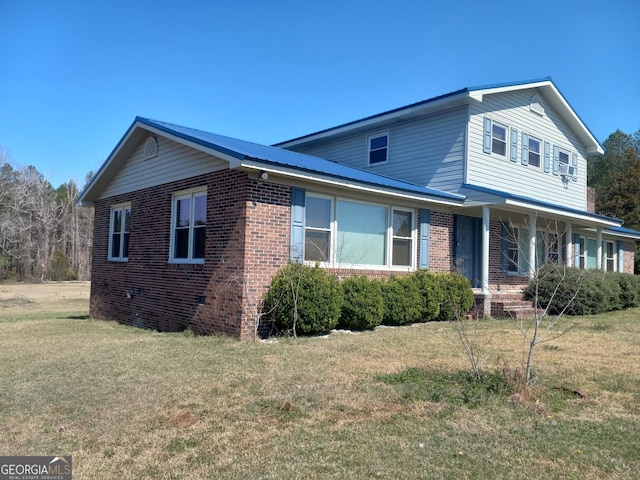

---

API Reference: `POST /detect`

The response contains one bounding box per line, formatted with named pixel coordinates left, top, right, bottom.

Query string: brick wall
left=91, top=170, right=257, bottom=338
left=623, top=241, right=635, bottom=274
left=428, top=211, right=454, bottom=273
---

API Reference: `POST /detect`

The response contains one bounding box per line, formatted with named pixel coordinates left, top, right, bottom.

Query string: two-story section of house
left=276, top=78, right=640, bottom=314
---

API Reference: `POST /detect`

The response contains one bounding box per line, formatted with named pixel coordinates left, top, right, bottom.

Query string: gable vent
left=530, top=95, right=545, bottom=116
left=143, top=136, right=158, bottom=160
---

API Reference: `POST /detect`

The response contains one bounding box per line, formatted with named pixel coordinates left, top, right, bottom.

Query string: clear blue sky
left=1, top=0, right=638, bottom=188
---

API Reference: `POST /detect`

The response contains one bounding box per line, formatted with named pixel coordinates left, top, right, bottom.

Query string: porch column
left=528, top=213, right=537, bottom=279
left=565, top=223, right=573, bottom=266
left=596, top=228, right=603, bottom=270
left=482, top=206, right=490, bottom=294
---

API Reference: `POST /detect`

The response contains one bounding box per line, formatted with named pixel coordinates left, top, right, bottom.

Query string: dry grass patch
left=1, top=283, right=640, bottom=478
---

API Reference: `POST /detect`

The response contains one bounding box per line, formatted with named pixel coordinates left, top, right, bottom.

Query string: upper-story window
left=368, top=133, right=389, bottom=165
left=558, top=149, right=569, bottom=165
left=528, top=136, right=541, bottom=168
left=170, top=188, right=207, bottom=263
left=491, top=122, right=507, bottom=157
left=109, top=204, right=131, bottom=261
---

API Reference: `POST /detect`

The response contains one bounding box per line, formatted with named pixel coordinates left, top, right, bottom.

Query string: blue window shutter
left=543, top=141, right=550, bottom=173
left=521, top=132, right=529, bottom=166
left=419, top=209, right=430, bottom=269
left=573, top=234, right=581, bottom=267
left=501, top=223, right=509, bottom=271
left=290, top=187, right=306, bottom=261
left=483, top=117, right=492, bottom=154
left=571, top=152, right=578, bottom=181
left=510, top=128, right=518, bottom=162
left=617, top=241, right=624, bottom=272
left=553, top=145, right=559, bottom=175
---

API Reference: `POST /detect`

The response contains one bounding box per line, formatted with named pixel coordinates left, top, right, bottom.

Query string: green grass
left=2, top=287, right=640, bottom=479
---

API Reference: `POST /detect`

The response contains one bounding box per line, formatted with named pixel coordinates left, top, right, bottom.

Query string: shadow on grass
left=63, top=315, right=90, bottom=320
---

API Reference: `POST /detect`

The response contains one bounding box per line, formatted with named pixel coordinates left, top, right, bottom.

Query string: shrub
left=436, top=273, right=474, bottom=321
left=526, top=266, right=638, bottom=316
left=338, top=275, right=384, bottom=330
left=381, top=275, right=423, bottom=326
left=264, top=262, right=342, bottom=336
left=410, top=270, right=443, bottom=322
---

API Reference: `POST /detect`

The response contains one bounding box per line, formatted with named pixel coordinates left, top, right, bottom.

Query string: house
left=79, top=78, right=640, bottom=339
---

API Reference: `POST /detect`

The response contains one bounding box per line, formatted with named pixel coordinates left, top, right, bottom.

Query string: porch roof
left=460, top=184, right=640, bottom=238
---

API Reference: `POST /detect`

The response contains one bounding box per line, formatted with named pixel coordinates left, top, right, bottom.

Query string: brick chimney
left=587, top=187, right=596, bottom=213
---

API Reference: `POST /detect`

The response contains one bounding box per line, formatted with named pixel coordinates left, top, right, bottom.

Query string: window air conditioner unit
left=558, top=163, right=575, bottom=177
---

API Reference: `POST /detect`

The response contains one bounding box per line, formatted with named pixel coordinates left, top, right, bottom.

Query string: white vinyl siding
left=468, top=89, right=588, bottom=211
left=100, top=136, right=228, bottom=199
left=288, top=107, right=467, bottom=193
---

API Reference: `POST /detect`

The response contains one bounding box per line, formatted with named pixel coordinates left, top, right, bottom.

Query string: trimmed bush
left=381, top=275, right=423, bottom=326
left=525, top=265, right=639, bottom=316
left=338, top=275, right=384, bottom=330
left=411, top=270, right=444, bottom=322
left=264, top=262, right=342, bottom=336
left=436, top=273, right=474, bottom=321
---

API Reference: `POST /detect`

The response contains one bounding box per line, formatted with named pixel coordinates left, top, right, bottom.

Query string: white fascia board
left=470, top=80, right=553, bottom=99
left=505, top=199, right=620, bottom=228
left=237, top=160, right=465, bottom=208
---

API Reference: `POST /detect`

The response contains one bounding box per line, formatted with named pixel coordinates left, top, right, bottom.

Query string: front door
left=454, top=216, right=481, bottom=288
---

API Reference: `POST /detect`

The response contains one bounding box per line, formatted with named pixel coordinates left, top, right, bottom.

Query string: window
left=170, top=189, right=206, bottom=263
left=392, top=210, right=413, bottom=266
left=528, top=136, right=541, bottom=168
left=109, top=204, right=131, bottom=261
left=302, top=194, right=415, bottom=269
left=558, top=149, right=569, bottom=165
left=337, top=200, right=387, bottom=265
left=505, top=225, right=520, bottom=273
left=605, top=241, right=615, bottom=271
left=304, top=195, right=332, bottom=262
left=578, top=237, right=586, bottom=269
left=368, top=133, right=388, bottom=165
left=492, top=122, right=507, bottom=156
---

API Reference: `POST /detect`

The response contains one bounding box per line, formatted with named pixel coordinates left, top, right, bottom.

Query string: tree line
left=0, top=157, right=93, bottom=282
left=588, top=128, right=640, bottom=272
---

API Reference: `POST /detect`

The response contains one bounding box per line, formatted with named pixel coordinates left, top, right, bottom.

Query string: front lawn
left=1, top=283, right=639, bottom=479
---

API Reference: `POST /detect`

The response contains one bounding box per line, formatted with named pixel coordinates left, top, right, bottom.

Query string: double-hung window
left=505, top=225, right=520, bottom=273
left=304, top=195, right=332, bottom=262
left=109, top=204, right=131, bottom=261
left=528, top=136, right=541, bottom=168
left=170, top=189, right=207, bottom=263
left=368, top=133, right=389, bottom=165
left=492, top=122, right=508, bottom=157
left=605, top=241, right=616, bottom=271
left=303, top=195, right=414, bottom=269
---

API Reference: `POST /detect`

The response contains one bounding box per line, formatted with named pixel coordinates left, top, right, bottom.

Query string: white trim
left=238, top=161, right=465, bottom=207
left=108, top=203, right=131, bottom=262
left=169, top=187, right=207, bottom=264
left=367, top=132, right=390, bottom=166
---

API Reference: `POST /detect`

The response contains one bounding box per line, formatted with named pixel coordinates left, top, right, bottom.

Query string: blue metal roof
left=138, top=117, right=465, bottom=202
left=462, top=184, right=623, bottom=224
